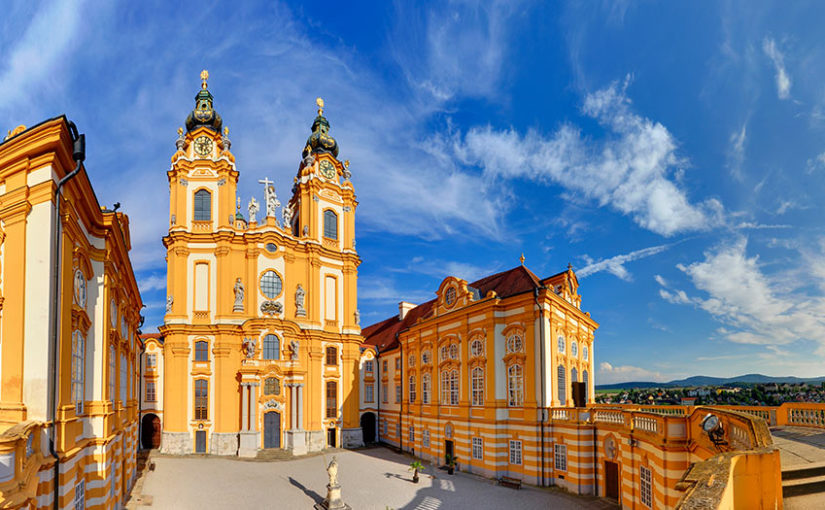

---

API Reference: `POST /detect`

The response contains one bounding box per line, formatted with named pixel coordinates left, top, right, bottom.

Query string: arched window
left=507, top=333, right=523, bottom=353
left=508, top=365, right=523, bottom=407
left=323, top=210, right=338, bottom=239
left=193, top=189, right=211, bottom=221
left=471, top=367, right=484, bottom=406
left=422, top=350, right=431, bottom=365
left=583, top=370, right=589, bottom=403
left=72, top=331, right=85, bottom=414
left=449, top=370, right=459, bottom=405
left=326, top=346, right=337, bottom=365
left=408, top=354, right=415, bottom=367
left=264, top=377, right=280, bottom=396
left=409, top=375, right=416, bottom=403
left=557, top=365, right=566, bottom=405
left=195, top=379, right=208, bottom=420
left=326, top=381, right=337, bottom=418
left=440, top=370, right=449, bottom=404
left=422, top=374, right=431, bottom=404
left=195, top=340, right=209, bottom=361
left=557, top=335, right=565, bottom=354
left=440, top=346, right=449, bottom=361
left=571, top=341, right=578, bottom=358
left=263, top=335, right=280, bottom=360
left=108, top=345, right=116, bottom=405
left=572, top=367, right=578, bottom=383
left=470, top=339, right=484, bottom=357
left=583, top=345, right=589, bottom=361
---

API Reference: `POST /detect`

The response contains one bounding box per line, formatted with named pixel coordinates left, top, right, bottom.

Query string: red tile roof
left=362, top=265, right=543, bottom=352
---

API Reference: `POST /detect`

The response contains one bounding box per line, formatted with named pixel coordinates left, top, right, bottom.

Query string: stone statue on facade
left=295, top=284, right=306, bottom=317
left=258, top=177, right=280, bottom=218
left=233, top=278, right=244, bottom=312
left=166, top=295, right=173, bottom=313
left=248, top=197, right=259, bottom=224
left=282, top=205, right=293, bottom=229
left=242, top=337, right=256, bottom=359
left=290, top=339, right=300, bottom=361
left=314, top=456, right=350, bottom=510
left=354, top=309, right=360, bottom=326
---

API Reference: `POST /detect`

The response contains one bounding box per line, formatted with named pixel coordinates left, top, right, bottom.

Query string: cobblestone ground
left=137, top=446, right=615, bottom=509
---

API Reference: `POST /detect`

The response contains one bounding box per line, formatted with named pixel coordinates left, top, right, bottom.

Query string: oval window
left=265, top=243, right=278, bottom=253
left=260, top=270, right=283, bottom=299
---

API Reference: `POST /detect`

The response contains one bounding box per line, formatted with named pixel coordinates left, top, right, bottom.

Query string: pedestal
left=238, top=431, right=260, bottom=458
left=285, top=429, right=307, bottom=456
left=341, top=428, right=364, bottom=448
left=313, top=484, right=352, bottom=510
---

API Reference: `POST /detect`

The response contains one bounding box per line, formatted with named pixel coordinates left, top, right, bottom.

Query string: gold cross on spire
left=316, top=97, right=324, bottom=115
left=200, top=69, right=209, bottom=89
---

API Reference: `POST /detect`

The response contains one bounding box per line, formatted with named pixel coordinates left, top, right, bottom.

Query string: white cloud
left=578, top=243, right=672, bottom=281
left=450, top=77, right=724, bottom=236
left=597, top=361, right=667, bottom=385
left=762, top=37, right=791, bottom=100
left=726, top=123, right=747, bottom=181
left=805, top=152, right=825, bottom=173
left=391, top=257, right=501, bottom=283
left=657, top=237, right=825, bottom=354
left=138, top=274, right=166, bottom=293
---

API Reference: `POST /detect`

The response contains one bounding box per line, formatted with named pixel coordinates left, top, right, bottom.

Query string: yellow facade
left=0, top=118, right=144, bottom=509
left=158, top=75, right=363, bottom=456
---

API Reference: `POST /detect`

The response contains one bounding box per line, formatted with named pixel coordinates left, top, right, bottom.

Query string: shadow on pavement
left=288, top=476, right=324, bottom=505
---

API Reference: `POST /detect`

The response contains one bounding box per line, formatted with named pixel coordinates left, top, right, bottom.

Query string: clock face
left=319, top=160, right=336, bottom=179
left=194, top=136, right=213, bottom=156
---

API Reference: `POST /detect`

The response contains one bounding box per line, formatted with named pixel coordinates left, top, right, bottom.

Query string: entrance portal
left=445, top=440, right=454, bottom=464
left=264, top=411, right=281, bottom=449
left=327, top=427, right=337, bottom=448
left=605, top=461, right=620, bottom=501
left=141, top=413, right=161, bottom=449
left=360, top=412, right=376, bottom=443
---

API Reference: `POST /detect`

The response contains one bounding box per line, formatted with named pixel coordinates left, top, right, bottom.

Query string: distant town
left=596, top=382, right=825, bottom=407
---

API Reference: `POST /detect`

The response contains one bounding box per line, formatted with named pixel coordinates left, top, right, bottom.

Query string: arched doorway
left=264, top=411, right=281, bottom=449
left=360, top=412, right=376, bottom=443
left=141, top=414, right=161, bottom=449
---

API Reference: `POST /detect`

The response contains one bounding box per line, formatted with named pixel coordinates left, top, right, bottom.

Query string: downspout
left=534, top=286, right=546, bottom=487
left=138, top=338, right=144, bottom=450
left=49, top=121, right=85, bottom=510
left=375, top=346, right=380, bottom=442
left=398, top=333, right=403, bottom=454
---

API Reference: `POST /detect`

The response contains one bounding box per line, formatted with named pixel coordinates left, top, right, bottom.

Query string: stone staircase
left=782, top=461, right=825, bottom=498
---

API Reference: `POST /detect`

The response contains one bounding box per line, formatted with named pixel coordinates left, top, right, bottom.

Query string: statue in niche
left=242, top=337, right=256, bottom=359
left=248, top=197, right=260, bottom=224
left=233, top=278, right=244, bottom=312
left=302, top=225, right=309, bottom=237
left=166, top=295, right=173, bottom=313
left=354, top=309, right=360, bottom=326
left=282, top=206, right=293, bottom=230
left=290, top=339, right=300, bottom=361
left=295, top=284, right=306, bottom=317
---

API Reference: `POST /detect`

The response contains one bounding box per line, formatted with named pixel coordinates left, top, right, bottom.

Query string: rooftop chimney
left=399, top=301, right=415, bottom=320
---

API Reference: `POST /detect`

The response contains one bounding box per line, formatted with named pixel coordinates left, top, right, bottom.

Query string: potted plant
left=446, top=454, right=457, bottom=475
left=409, top=460, right=425, bottom=483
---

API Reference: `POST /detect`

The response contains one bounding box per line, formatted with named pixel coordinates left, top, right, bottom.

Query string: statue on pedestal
left=295, top=284, right=306, bottom=317
left=248, top=197, right=259, bottom=224
left=315, top=456, right=351, bottom=510
left=233, top=278, right=244, bottom=312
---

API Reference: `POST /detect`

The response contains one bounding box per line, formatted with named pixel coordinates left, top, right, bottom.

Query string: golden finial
left=200, top=69, right=209, bottom=89
left=236, top=196, right=241, bottom=212
left=177, top=127, right=183, bottom=137
left=520, top=253, right=525, bottom=266
left=316, top=97, right=324, bottom=115
left=224, top=126, right=229, bottom=136
left=344, top=160, right=350, bottom=168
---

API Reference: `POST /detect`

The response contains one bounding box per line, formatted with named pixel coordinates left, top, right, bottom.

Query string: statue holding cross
left=258, top=177, right=280, bottom=218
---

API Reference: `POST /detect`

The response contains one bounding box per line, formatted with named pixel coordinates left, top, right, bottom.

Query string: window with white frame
left=147, top=353, right=157, bottom=368
left=382, top=382, right=388, bottom=403
left=571, top=341, right=578, bottom=358
left=557, top=365, right=566, bottom=405
left=423, top=429, right=430, bottom=447
left=557, top=335, right=565, bottom=354
left=409, top=425, right=414, bottom=442
left=395, top=384, right=401, bottom=404
left=555, top=444, right=567, bottom=471
left=572, top=367, right=578, bottom=383
left=364, top=360, right=373, bottom=374
left=583, top=370, right=589, bottom=402
left=449, top=369, right=459, bottom=405
left=120, top=353, right=127, bottom=403
left=395, top=358, right=401, bottom=370
left=382, top=420, right=387, bottom=436
left=408, top=354, right=415, bottom=367
left=470, top=338, right=484, bottom=357
left=422, top=373, right=431, bottom=404
left=365, top=383, right=374, bottom=403
left=396, top=422, right=401, bottom=438
left=108, top=345, right=115, bottom=405
left=440, top=345, right=448, bottom=361
left=74, top=479, right=85, bottom=510
left=472, top=437, right=483, bottom=460
left=506, top=333, right=522, bottom=353
left=383, top=360, right=388, bottom=373
left=409, top=375, right=416, bottom=403
left=72, top=331, right=85, bottom=414
left=449, top=344, right=458, bottom=359
left=146, top=381, right=156, bottom=402
left=583, top=344, right=589, bottom=361
left=422, top=350, right=431, bottom=365
left=640, top=465, right=652, bottom=508
left=508, top=364, right=523, bottom=407
left=471, top=367, right=484, bottom=406
left=509, top=440, right=522, bottom=465
left=440, top=370, right=449, bottom=404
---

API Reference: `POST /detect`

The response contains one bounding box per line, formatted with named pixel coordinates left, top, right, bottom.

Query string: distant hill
left=596, top=373, right=825, bottom=391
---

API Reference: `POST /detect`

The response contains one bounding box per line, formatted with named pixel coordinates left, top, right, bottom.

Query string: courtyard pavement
left=136, top=446, right=615, bottom=509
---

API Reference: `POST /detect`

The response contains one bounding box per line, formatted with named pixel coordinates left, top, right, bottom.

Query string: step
left=782, top=462, right=825, bottom=481
left=783, top=474, right=825, bottom=498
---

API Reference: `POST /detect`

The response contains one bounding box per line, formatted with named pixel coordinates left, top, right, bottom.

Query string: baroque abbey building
left=158, top=72, right=363, bottom=456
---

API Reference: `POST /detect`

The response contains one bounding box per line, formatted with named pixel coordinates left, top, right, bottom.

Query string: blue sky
left=3, top=1, right=825, bottom=383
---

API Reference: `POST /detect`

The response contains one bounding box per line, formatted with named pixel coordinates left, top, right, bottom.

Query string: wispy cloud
left=389, top=257, right=501, bottom=283
left=447, top=77, right=725, bottom=237
left=726, top=123, right=747, bottom=181
left=762, top=37, right=791, bottom=100
left=578, top=243, right=673, bottom=281
left=597, top=361, right=667, bottom=385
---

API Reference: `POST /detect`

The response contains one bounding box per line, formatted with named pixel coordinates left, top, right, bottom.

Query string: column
left=297, top=384, right=304, bottom=430
left=241, top=383, right=249, bottom=431
left=288, top=384, right=296, bottom=430
left=249, top=383, right=258, bottom=431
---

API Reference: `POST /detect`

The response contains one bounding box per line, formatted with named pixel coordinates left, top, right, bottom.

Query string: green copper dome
left=185, top=70, right=222, bottom=133
left=304, top=98, right=338, bottom=158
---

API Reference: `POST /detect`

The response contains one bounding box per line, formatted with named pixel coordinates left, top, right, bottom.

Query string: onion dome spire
left=303, top=97, right=339, bottom=158
left=185, top=69, right=223, bottom=133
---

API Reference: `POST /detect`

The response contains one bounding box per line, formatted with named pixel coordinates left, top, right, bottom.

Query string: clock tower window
left=194, top=189, right=212, bottom=221
left=323, top=210, right=338, bottom=240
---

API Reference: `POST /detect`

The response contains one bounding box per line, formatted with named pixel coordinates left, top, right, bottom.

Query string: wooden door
left=445, top=440, right=454, bottom=463
left=151, top=416, right=161, bottom=448
left=605, top=461, right=620, bottom=500
left=264, top=412, right=281, bottom=449
left=195, top=430, right=207, bottom=453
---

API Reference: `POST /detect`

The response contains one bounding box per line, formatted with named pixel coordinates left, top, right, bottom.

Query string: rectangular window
left=326, top=381, right=338, bottom=418
left=193, top=189, right=211, bottom=221
left=382, top=383, right=388, bottom=403
left=194, top=262, right=209, bottom=311
left=364, top=360, right=373, bottom=374
left=409, top=426, right=414, bottom=442
left=471, top=367, right=484, bottom=406
left=555, top=444, right=567, bottom=471
left=146, top=381, right=157, bottom=402
left=422, top=374, right=430, bottom=404
left=325, top=276, right=337, bottom=321
left=450, top=370, right=459, bottom=406
left=382, top=420, right=387, bottom=436
left=509, top=440, right=522, bottom=465
left=74, top=479, right=85, bottom=510
left=120, top=353, right=127, bottom=404
left=72, top=331, right=85, bottom=414
left=396, top=422, right=401, bottom=438
left=195, top=341, right=209, bottom=361
left=409, top=375, right=416, bottom=403
left=395, top=384, right=402, bottom=404
left=383, top=360, right=388, bottom=373
left=395, top=358, right=401, bottom=370
left=365, top=383, right=374, bottom=403
left=323, top=210, right=338, bottom=239
left=640, top=465, right=652, bottom=508
left=472, top=437, right=483, bottom=460
left=147, top=353, right=157, bottom=368
left=195, top=379, right=208, bottom=420
left=423, top=430, right=430, bottom=447
left=109, top=346, right=115, bottom=405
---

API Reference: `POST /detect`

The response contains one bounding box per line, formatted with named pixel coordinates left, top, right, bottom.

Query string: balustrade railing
left=633, top=415, right=658, bottom=433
